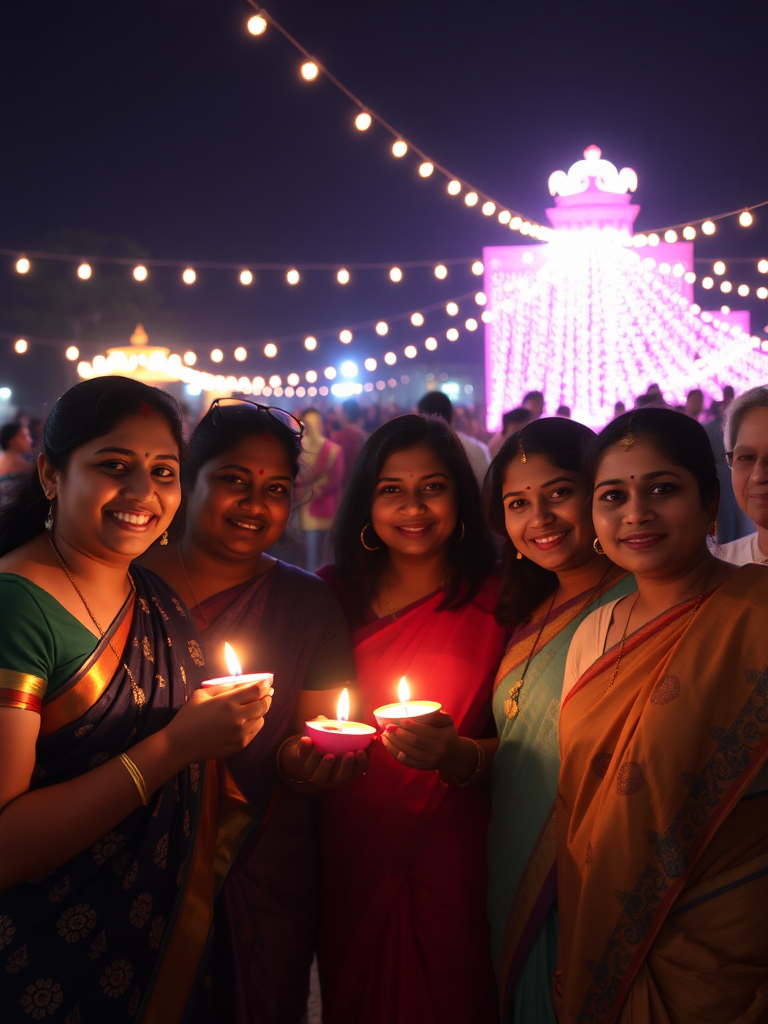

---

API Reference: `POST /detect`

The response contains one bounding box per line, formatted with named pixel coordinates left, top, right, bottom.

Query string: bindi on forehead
left=258, top=469, right=264, bottom=475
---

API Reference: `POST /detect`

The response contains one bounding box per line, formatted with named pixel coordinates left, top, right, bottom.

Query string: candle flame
left=337, top=688, right=349, bottom=724
left=398, top=677, right=410, bottom=704
left=224, top=643, right=241, bottom=676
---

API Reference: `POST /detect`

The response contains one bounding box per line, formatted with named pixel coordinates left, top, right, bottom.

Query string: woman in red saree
left=556, top=409, right=768, bottom=1024
left=317, top=414, right=506, bottom=1024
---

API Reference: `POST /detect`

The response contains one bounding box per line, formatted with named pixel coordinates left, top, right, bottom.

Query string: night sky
left=1, top=0, right=767, bottom=413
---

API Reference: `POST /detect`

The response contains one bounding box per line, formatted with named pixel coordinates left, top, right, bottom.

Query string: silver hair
left=723, top=385, right=768, bottom=451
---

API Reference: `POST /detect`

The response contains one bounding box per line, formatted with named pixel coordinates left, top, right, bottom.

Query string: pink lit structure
left=484, top=146, right=765, bottom=429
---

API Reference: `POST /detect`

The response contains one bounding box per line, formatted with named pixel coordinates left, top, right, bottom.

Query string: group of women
left=0, top=376, right=766, bottom=1024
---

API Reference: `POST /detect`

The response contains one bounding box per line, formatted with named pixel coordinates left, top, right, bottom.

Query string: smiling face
left=729, top=406, right=768, bottom=529
left=502, top=453, right=595, bottom=572
left=46, top=411, right=181, bottom=563
left=592, top=438, right=713, bottom=579
left=185, top=433, right=294, bottom=562
left=370, top=445, right=457, bottom=560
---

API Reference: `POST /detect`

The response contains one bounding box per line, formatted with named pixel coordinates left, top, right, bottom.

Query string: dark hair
left=332, top=414, right=496, bottom=611
left=416, top=391, right=453, bottom=424
left=183, top=403, right=302, bottom=492
left=0, top=422, right=24, bottom=451
left=502, top=407, right=531, bottom=431
left=583, top=408, right=719, bottom=509
left=556, top=405, right=571, bottom=418
left=341, top=398, right=362, bottom=423
left=523, top=390, right=543, bottom=403
left=484, top=417, right=596, bottom=630
left=0, top=377, right=183, bottom=557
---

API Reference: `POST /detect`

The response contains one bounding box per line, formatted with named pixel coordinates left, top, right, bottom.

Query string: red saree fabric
left=557, top=564, right=768, bottom=1024
left=317, top=573, right=506, bottom=1024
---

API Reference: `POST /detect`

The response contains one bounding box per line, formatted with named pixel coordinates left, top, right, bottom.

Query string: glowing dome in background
left=484, top=146, right=764, bottom=428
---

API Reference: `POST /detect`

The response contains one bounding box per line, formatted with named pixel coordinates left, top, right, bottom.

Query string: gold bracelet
left=119, top=752, right=149, bottom=806
left=438, top=739, right=485, bottom=788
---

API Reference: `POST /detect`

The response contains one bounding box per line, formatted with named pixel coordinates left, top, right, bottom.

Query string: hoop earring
left=515, top=549, right=523, bottom=560
left=708, top=517, right=718, bottom=538
left=360, top=523, right=381, bottom=552
left=593, top=537, right=605, bottom=556
left=159, top=531, right=169, bottom=547
left=453, top=519, right=465, bottom=544
left=45, top=501, right=54, bottom=532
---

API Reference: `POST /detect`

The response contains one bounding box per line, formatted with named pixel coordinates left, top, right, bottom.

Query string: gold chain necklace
left=602, top=558, right=717, bottom=698
left=176, top=544, right=210, bottom=626
left=505, top=565, right=616, bottom=720
left=47, top=535, right=145, bottom=711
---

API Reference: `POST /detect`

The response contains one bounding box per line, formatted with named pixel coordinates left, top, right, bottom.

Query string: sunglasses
left=209, top=398, right=304, bottom=438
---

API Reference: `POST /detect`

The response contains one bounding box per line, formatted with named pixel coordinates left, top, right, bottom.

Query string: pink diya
left=373, top=677, right=442, bottom=729
left=305, top=688, right=376, bottom=756
left=201, top=643, right=273, bottom=692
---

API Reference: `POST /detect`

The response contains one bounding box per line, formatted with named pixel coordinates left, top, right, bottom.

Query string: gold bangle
left=438, top=739, right=485, bottom=788
left=275, top=736, right=311, bottom=786
left=119, top=752, right=149, bottom=806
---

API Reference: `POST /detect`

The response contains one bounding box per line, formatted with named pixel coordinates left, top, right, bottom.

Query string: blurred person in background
left=522, top=391, right=544, bottom=419
left=417, top=391, right=491, bottom=488
left=613, top=401, right=626, bottom=419
left=331, top=399, right=368, bottom=489
left=489, top=408, right=532, bottom=459
left=0, top=421, right=33, bottom=508
left=556, top=405, right=571, bottom=418
left=715, top=385, right=768, bottom=564
left=684, top=388, right=704, bottom=420
left=298, top=408, right=345, bottom=572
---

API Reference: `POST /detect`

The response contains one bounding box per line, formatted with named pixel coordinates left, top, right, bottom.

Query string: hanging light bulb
left=65, top=345, right=79, bottom=361
left=471, top=261, right=484, bottom=276
left=445, top=302, right=459, bottom=316
left=647, top=233, right=660, bottom=247
left=757, top=260, right=768, bottom=274
left=306, top=369, right=318, bottom=383
left=300, top=61, right=319, bottom=81
left=498, top=211, right=511, bottom=225
left=418, top=161, right=434, bottom=177
left=434, top=264, right=448, bottom=280
left=702, top=220, right=716, bottom=235
left=739, top=210, right=754, bottom=227
left=324, top=366, right=337, bottom=380
left=392, top=139, right=408, bottom=158
left=304, top=336, right=318, bottom=351
left=389, top=267, right=403, bottom=283
left=447, top=180, right=461, bottom=196
left=336, top=268, right=350, bottom=284
left=14, top=339, right=28, bottom=354
left=757, top=287, right=768, bottom=299
left=364, top=358, right=377, bottom=371
left=664, top=230, right=678, bottom=243
left=404, top=345, right=417, bottom=359
left=738, top=284, right=750, bottom=297
left=446, top=328, right=459, bottom=342
left=234, top=347, right=247, bottom=361
left=355, top=111, right=372, bottom=131
left=264, top=343, right=278, bottom=357
left=410, top=312, right=425, bottom=327
left=339, top=330, right=353, bottom=344
left=182, top=268, right=196, bottom=285
left=464, top=192, right=479, bottom=207
left=210, top=348, right=223, bottom=363
left=464, top=318, right=478, bottom=331
left=247, top=14, right=267, bottom=35
left=77, top=263, right=92, bottom=280
left=474, top=291, right=487, bottom=305
left=682, top=226, right=696, bottom=240
left=424, top=337, right=438, bottom=351
left=510, top=217, right=522, bottom=230
left=131, top=265, right=148, bottom=282
left=384, top=352, right=397, bottom=365
left=701, top=277, right=714, bottom=289
left=183, top=351, right=197, bottom=366
left=286, top=269, right=300, bottom=285
left=15, top=257, right=30, bottom=274
left=481, top=201, right=495, bottom=216
left=239, top=269, right=253, bottom=285
left=713, top=261, right=726, bottom=275
left=720, top=281, right=733, bottom=293
left=375, top=321, right=389, bottom=336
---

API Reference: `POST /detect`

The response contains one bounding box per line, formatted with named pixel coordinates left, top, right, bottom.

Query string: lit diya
left=201, top=642, right=273, bottom=692
left=373, top=677, right=442, bottom=729
left=305, top=688, right=376, bottom=755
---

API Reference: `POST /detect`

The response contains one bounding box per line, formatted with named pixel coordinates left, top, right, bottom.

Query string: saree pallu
left=489, top=571, right=634, bottom=1024
left=318, top=578, right=507, bottom=1024
left=558, top=564, right=768, bottom=1024
left=0, top=568, right=254, bottom=1024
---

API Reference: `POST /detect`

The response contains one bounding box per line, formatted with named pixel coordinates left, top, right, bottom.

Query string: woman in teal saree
left=483, top=418, right=634, bottom=1023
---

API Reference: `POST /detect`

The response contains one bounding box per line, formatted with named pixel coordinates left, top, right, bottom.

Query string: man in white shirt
left=416, top=391, right=491, bottom=488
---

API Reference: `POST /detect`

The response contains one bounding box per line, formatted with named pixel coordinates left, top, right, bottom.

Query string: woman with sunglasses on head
left=0, top=378, right=271, bottom=1023
left=482, top=418, right=634, bottom=1024
left=142, top=398, right=359, bottom=1024
left=555, top=409, right=768, bottom=1024
left=315, top=414, right=506, bottom=1024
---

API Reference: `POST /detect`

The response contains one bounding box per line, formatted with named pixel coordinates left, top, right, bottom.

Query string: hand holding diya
left=201, top=643, right=273, bottom=694
left=305, top=688, right=376, bottom=756
left=373, top=677, right=442, bottom=728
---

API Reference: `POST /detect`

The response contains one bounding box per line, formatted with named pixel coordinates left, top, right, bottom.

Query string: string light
left=471, top=261, right=484, bottom=276
left=425, top=337, right=438, bottom=351
left=15, top=257, right=30, bottom=274
left=465, top=318, right=478, bottom=331
left=758, top=287, right=768, bottom=299
left=475, top=291, right=486, bottom=305
left=375, top=321, right=388, bottom=336
left=355, top=112, right=372, bottom=131
left=664, top=230, right=677, bottom=243
left=234, top=346, right=247, bottom=361
left=287, top=373, right=300, bottom=386
left=182, top=268, right=196, bottom=285
left=702, top=277, right=714, bottom=289
left=264, top=343, right=278, bottom=357
left=702, top=220, right=716, bottom=235
left=364, top=357, right=377, bottom=371
left=336, top=268, right=350, bottom=284
left=211, top=348, right=223, bottom=362
left=446, top=302, right=459, bottom=316
left=446, top=328, right=459, bottom=341
left=286, top=268, right=300, bottom=285
left=184, top=351, right=197, bottom=365
left=447, top=180, right=461, bottom=196
left=434, top=264, right=448, bottom=280
left=739, top=211, right=754, bottom=227
left=131, top=265, right=147, bottom=282
left=247, top=14, right=267, bottom=35
left=77, top=263, right=92, bottom=280
left=464, top=192, right=479, bottom=207
left=404, top=345, right=417, bottom=358
left=389, top=267, right=403, bottom=283
left=392, top=140, right=408, bottom=158
left=339, top=329, right=353, bottom=343
left=713, top=261, right=726, bottom=275
left=482, top=202, right=496, bottom=217
left=14, top=339, right=28, bottom=353
left=758, top=260, right=768, bottom=274
left=410, top=312, right=425, bottom=326
left=720, top=281, right=733, bottom=293
left=304, top=335, right=317, bottom=350
left=65, top=346, right=79, bottom=361
left=738, top=284, right=750, bottom=297
left=384, top=352, right=397, bottom=365
left=498, top=211, right=511, bottom=225
left=269, top=374, right=282, bottom=388
left=306, top=369, right=318, bottom=382
left=324, top=366, right=337, bottom=379
left=239, top=269, right=253, bottom=285
left=300, top=61, right=319, bottom=81
left=418, top=162, right=434, bottom=178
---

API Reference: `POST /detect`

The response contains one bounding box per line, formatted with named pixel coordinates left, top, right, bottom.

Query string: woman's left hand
left=278, top=733, right=369, bottom=791
left=381, top=712, right=477, bottom=776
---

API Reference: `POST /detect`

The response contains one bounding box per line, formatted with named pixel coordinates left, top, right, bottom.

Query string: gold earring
left=159, top=531, right=169, bottom=546
left=45, top=500, right=54, bottom=531
left=516, top=549, right=523, bottom=560
left=593, top=537, right=605, bottom=555
left=360, top=523, right=380, bottom=551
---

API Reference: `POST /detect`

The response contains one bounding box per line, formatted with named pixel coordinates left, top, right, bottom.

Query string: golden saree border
left=39, top=595, right=134, bottom=737
left=142, top=761, right=256, bottom=1023
left=0, top=668, right=46, bottom=699
left=493, top=570, right=630, bottom=695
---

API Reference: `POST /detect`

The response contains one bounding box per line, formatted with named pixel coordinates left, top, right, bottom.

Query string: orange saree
left=557, top=564, right=768, bottom=1024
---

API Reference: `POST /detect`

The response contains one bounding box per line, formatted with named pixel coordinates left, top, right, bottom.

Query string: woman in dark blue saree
left=0, top=378, right=270, bottom=1023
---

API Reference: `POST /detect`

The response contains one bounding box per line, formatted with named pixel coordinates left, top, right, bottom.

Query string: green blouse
left=0, top=574, right=99, bottom=697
